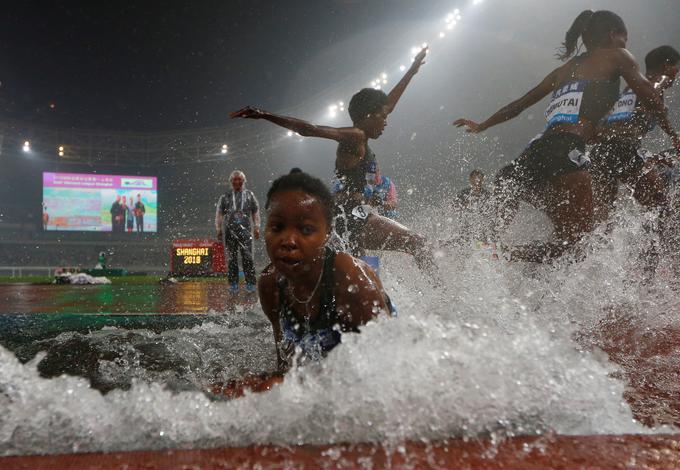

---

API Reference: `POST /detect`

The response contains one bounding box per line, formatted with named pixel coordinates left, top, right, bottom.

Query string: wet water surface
left=0, top=206, right=679, bottom=459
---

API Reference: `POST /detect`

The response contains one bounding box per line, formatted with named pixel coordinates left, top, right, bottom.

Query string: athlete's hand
left=230, top=106, right=265, bottom=119
left=409, top=47, right=428, bottom=74
left=253, top=227, right=260, bottom=240
left=453, top=118, right=484, bottom=133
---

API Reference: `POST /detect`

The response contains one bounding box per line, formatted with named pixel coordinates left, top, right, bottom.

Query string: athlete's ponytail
left=557, top=10, right=626, bottom=61
left=558, top=10, right=593, bottom=60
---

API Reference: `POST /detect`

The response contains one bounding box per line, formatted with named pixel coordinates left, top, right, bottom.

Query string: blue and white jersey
left=330, top=176, right=344, bottom=195
left=545, top=80, right=586, bottom=127
left=603, top=87, right=659, bottom=133
left=280, top=318, right=341, bottom=362
left=605, top=87, right=637, bottom=123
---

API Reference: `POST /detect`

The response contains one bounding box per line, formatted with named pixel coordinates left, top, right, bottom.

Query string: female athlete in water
left=230, top=48, right=439, bottom=279
left=454, top=10, right=672, bottom=262
left=259, top=170, right=393, bottom=370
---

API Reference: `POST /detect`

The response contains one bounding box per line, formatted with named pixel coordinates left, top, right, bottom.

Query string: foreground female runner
left=212, top=171, right=394, bottom=397
left=454, top=10, right=671, bottom=262
left=230, top=48, right=439, bottom=279
left=259, top=170, right=394, bottom=370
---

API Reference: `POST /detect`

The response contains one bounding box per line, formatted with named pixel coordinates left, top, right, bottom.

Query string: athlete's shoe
left=229, top=283, right=239, bottom=293
left=245, top=283, right=257, bottom=293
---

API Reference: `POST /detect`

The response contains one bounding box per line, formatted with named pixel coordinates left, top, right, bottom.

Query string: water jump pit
left=0, top=261, right=680, bottom=468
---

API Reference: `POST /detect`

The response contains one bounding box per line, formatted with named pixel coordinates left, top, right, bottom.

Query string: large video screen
left=42, top=172, right=158, bottom=232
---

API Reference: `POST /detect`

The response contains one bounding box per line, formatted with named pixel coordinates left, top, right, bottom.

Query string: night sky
left=1, top=0, right=679, bottom=226
left=0, top=0, right=450, bottom=132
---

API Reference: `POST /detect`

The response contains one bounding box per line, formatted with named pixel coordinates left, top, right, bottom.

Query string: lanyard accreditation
left=232, top=191, right=246, bottom=212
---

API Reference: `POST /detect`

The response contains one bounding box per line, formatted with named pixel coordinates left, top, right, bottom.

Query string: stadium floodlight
left=399, top=65, right=406, bottom=71
left=328, top=101, right=345, bottom=113
left=22, top=141, right=30, bottom=152
left=58, top=145, right=64, bottom=157
left=221, top=144, right=228, bottom=154
left=439, top=32, right=445, bottom=38
left=286, top=131, right=294, bottom=137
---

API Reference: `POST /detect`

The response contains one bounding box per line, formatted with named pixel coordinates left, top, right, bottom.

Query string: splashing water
left=2, top=198, right=679, bottom=456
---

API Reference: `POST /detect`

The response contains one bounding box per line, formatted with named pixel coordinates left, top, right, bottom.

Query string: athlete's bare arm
left=258, top=266, right=288, bottom=371
left=334, top=253, right=389, bottom=328
left=230, top=106, right=364, bottom=144
left=453, top=66, right=561, bottom=133
left=385, top=47, right=427, bottom=114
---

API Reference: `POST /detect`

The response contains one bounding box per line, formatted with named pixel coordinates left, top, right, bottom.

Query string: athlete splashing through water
left=259, top=170, right=394, bottom=370
left=454, top=10, right=674, bottom=262
left=230, top=48, right=440, bottom=281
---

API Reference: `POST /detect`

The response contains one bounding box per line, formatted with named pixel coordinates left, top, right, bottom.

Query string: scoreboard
left=170, top=239, right=226, bottom=276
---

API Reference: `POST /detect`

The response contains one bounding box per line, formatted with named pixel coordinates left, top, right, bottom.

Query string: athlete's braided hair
left=265, top=169, right=334, bottom=227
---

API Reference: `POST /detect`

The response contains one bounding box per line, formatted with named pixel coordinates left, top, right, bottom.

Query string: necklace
left=288, top=254, right=325, bottom=318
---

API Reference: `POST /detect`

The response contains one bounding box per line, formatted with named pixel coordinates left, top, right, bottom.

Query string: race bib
left=351, top=205, right=373, bottom=220
left=545, top=81, right=585, bottom=126
left=636, top=148, right=654, bottom=162
left=568, top=148, right=590, bottom=167
left=605, top=88, right=637, bottom=123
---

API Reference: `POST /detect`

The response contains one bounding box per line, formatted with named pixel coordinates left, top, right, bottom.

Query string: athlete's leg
left=631, top=169, right=669, bottom=281
left=509, top=170, right=593, bottom=262
left=492, top=156, right=541, bottom=237
left=545, top=170, right=594, bottom=249
left=591, top=174, right=618, bottom=225
left=357, top=213, right=438, bottom=277
left=633, top=169, right=667, bottom=209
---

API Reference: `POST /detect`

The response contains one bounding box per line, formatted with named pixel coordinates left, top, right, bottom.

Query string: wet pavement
left=0, top=281, right=257, bottom=315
